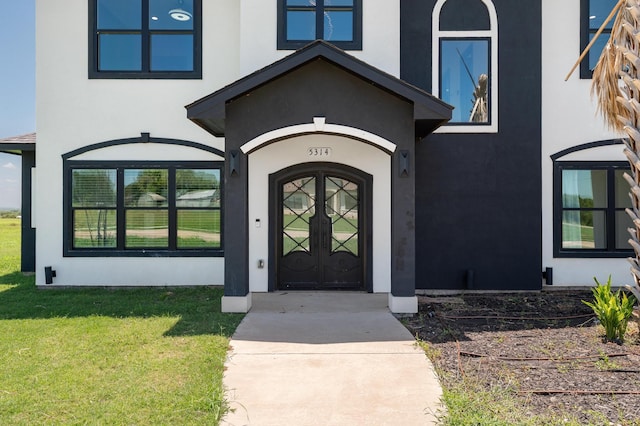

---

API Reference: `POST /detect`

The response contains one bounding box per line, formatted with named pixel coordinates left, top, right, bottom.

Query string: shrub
left=583, top=276, right=636, bottom=344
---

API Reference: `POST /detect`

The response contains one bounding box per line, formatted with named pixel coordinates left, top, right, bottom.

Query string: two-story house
left=28, top=0, right=628, bottom=313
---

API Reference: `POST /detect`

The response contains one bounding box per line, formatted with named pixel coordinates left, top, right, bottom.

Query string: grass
left=416, top=340, right=584, bottom=426
left=0, top=218, right=244, bottom=425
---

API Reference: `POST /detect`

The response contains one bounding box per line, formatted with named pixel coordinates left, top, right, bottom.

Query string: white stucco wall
left=238, top=0, right=400, bottom=77
left=34, top=0, right=239, bottom=286
left=542, top=0, right=630, bottom=287
left=247, top=134, right=392, bottom=293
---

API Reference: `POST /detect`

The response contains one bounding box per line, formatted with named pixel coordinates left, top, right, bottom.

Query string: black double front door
left=271, top=163, right=371, bottom=291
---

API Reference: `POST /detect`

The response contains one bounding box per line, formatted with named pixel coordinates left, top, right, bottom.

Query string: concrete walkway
left=221, top=293, right=443, bottom=426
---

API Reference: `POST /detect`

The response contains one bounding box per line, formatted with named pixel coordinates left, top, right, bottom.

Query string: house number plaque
left=308, top=147, right=331, bottom=157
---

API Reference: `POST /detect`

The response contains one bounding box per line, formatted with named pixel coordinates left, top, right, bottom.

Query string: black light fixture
left=169, top=0, right=192, bottom=21
left=44, top=266, right=56, bottom=285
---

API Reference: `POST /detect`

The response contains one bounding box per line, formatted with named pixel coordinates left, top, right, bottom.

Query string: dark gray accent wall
left=401, top=0, right=542, bottom=290
left=224, top=58, right=418, bottom=297
left=21, top=151, right=35, bottom=272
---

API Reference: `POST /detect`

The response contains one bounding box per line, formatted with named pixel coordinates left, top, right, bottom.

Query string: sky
left=0, top=1, right=35, bottom=210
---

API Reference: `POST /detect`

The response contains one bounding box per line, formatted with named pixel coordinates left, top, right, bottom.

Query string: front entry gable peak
left=186, top=40, right=452, bottom=138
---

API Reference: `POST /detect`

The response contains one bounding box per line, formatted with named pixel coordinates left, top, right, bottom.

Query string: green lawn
left=0, top=218, right=243, bottom=425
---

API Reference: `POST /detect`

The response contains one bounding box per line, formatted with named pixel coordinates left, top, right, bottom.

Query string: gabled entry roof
left=186, top=41, right=452, bottom=138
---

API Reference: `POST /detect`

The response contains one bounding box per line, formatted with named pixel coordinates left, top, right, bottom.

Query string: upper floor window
left=277, top=0, right=362, bottom=50
left=580, top=0, right=616, bottom=79
left=432, top=0, right=498, bottom=133
left=554, top=161, right=633, bottom=257
left=89, top=0, right=202, bottom=79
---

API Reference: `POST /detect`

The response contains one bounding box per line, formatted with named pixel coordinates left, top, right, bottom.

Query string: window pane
left=177, top=210, right=220, bottom=248
left=588, top=31, right=611, bottom=70
left=99, top=34, right=142, bottom=71
left=283, top=177, right=315, bottom=255
left=562, top=210, right=606, bottom=249
left=616, top=210, right=633, bottom=249
left=615, top=169, right=632, bottom=208
left=440, top=39, right=489, bottom=123
left=126, top=210, right=168, bottom=248
left=97, top=0, right=141, bottom=29
left=325, top=177, right=358, bottom=256
left=287, top=0, right=314, bottom=5
left=124, top=169, right=168, bottom=208
left=150, top=0, right=194, bottom=30
left=151, top=34, right=194, bottom=71
left=72, top=169, right=117, bottom=207
left=561, top=169, right=607, bottom=208
left=327, top=0, right=354, bottom=5
left=589, top=0, right=617, bottom=30
left=287, top=10, right=316, bottom=41
left=324, top=10, right=353, bottom=42
left=176, top=169, right=219, bottom=207
left=74, top=209, right=117, bottom=248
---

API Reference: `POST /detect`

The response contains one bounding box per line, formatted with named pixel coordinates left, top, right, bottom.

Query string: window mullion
left=168, top=168, right=177, bottom=250
left=117, top=168, right=126, bottom=249
left=141, top=0, right=150, bottom=72
left=316, top=2, right=324, bottom=40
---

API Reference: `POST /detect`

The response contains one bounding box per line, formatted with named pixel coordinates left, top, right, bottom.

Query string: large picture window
left=89, top=0, right=202, bottom=79
left=580, top=0, right=617, bottom=79
left=66, top=162, right=222, bottom=256
left=277, top=0, right=362, bottom=50
left=554, top=162, right=633, bottom=257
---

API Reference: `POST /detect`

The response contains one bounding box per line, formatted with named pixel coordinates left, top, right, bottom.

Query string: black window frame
left=554, top=161, right=633, bottom=258
left=64, top=160, right=223, bottom=257
left=89, top=0, right=202, bottom=79
left=580, top=0, right=614, bottom=79
left=277, top=0, right=363, bottom=50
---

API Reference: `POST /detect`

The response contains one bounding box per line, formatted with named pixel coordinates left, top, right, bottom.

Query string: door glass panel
left=325, top=176, right=358, bottom=255
left=282, top=177, right=316, bottom=255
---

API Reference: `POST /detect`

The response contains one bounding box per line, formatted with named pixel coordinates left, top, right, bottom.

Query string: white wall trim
left=388, top=294, right=418, bottom=314
left=221, top=294, right=253, bottom=313
left=240, top=117, right=397, bottom=154
left=432, top=0, right=498, bottom=133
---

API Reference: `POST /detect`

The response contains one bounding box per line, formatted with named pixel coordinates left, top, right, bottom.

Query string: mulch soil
left=404, top=290, right=640, bottom=424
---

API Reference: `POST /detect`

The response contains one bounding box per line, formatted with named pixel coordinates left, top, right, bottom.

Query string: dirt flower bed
left=404, top=291, right=640, bottom=425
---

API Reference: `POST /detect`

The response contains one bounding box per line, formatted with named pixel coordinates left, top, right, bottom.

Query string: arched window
left=432, top=0, right=498, bottom=133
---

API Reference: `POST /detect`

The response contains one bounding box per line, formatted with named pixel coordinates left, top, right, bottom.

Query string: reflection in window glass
left=177, top=210, right=220, bottom=248
left=283, top=177, right=316, bottom=255
left=324, top=10, right=353, bottom=41
left=72, top=169, right=117, bottom=207
left=92, top=0, right=199, bottom=76
left=126, top=210, right=168, bottom=248
left=588, top=0, right=616, bottom=71
left=74, top=210, right=117, bottom=248
left=557, top=164, right=632, bottom=254
left=68, top=163, right=222, bottom=254
left=561, top=170, right=607, bottom=208
left=562, top=210, right=606, bottom=249
left=97, top=0, right=141, bottom=29
left=149, top=0, right=193, bottom=30
left=124, top=169, right=168, bottom=207
left=281, top=0, right=359, bottom=48
left=440, top=39, right=489, bottom=123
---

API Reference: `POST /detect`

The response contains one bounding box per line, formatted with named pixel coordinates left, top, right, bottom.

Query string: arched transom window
left=432, top=0, right=498, bottom=133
